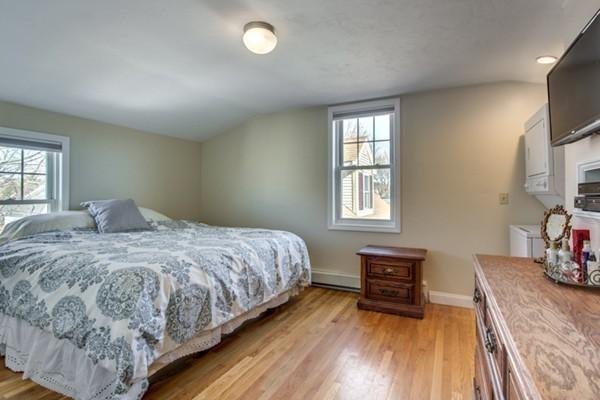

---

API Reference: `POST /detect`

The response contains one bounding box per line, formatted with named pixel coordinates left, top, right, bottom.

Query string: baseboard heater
left=311, top=282, right=360, bottom=293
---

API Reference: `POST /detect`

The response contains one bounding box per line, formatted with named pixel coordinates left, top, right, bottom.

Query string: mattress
left=0, top=221, right=311, bottom=399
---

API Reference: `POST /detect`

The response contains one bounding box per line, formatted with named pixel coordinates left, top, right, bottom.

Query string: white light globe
left=536, top=55, right=557, bottom=65
left=243, top=22, right=277, bottom=55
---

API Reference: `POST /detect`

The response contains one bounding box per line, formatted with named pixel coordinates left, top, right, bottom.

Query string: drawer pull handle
left=383, top=267, right=395, bottom=275
left=484, top=327, right=497, bottom=354
left=474, top=384, right=482, bottom=400
left=378, top=288, right=399, bottom=297
left=473, top=288, right=482, bottom=304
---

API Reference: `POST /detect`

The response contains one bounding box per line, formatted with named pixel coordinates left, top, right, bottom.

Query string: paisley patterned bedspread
left=0, top=221, right=311, bottom=398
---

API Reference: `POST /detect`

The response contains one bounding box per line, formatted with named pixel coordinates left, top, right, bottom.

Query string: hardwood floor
left=0, top=287, right=475, bottom=399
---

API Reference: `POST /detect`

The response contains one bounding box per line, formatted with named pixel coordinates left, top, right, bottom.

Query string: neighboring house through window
left=328, top=98, right=400, bottom=232
left=0, top=127, right=69, bottom=230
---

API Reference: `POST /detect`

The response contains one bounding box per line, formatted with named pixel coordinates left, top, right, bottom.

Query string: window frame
left=327, top=98, right=401, bottom=233
left=0, top=127, right=70, bottom=213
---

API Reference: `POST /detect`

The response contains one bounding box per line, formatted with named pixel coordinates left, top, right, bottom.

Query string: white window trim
left=0, top=126, right=70, bottom=211
left=327, top=98, right=401, bottom=233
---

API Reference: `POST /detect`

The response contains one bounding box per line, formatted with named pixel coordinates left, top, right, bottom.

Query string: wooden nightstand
left=357, top=245, right=427, bottom=319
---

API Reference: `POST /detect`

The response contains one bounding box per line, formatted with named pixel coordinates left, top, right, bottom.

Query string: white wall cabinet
left=525, top=118, right=548, bottom=178
left=523, top=104, right=565, bottom=208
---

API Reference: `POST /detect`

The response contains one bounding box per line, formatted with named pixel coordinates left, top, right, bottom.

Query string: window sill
left=328, top=221, right=401, bottom=233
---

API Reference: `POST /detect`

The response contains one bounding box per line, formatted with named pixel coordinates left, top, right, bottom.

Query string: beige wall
left=200, top=82, right=548, bottom=296
left=0, top=101, right=202, bottom=220
left=565, top=135, right=600, bottom=250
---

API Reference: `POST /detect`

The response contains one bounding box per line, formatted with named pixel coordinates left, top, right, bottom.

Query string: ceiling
left=0, top=0, right=599, bottom=141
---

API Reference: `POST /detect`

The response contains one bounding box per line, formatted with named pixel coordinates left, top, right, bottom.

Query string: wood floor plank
left=283, top=308, right=363, bottom=400
left=149, top=288, right=333, bottom=400
left=213, top=294, right=354, bottom=399
left=241, top=295, right=357, bottom=400
left=0, top=288, right=475, bottom=400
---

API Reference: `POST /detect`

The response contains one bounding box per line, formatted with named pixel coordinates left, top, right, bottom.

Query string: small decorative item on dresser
left=541, top=207, right=600, bottom=288
left=572, top=229, right=591, bottom=268
left=588, top=251, right=600, bottom=285
left=356, top=245, right=427, bottom=319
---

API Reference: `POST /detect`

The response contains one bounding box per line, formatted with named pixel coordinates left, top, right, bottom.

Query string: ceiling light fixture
left=536, top=55, right=557, bottom=65
left=243, top=21, right=277, bottom=55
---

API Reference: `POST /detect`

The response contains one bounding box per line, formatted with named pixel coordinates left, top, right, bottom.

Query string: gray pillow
left=81, top=199, right=151, bottom=233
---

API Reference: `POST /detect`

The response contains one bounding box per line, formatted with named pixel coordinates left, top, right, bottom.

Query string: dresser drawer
left=484, top=303, right=505, bottom=396
left=474, top=339, right=493, bottom=400
left=366, top=279, right=414, bottom=304
left=367, top=258, right=414, bottom=282
left=473, top=275, right=486, bottom=321
left=476, top=318, right=498, bottom=400
left=506, top=362, right=524, bottom=400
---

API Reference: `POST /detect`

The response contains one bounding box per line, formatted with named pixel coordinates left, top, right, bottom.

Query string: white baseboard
left=311, top=268, right=472, bottom=309
left=428, top=290, right=473, bottom=309
left=311, top=268, right=360, bottom=289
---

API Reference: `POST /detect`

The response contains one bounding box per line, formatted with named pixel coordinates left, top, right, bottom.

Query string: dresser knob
left=473, top=288, right=482, bottom=304
left=383, top=267, right=395, bottom=274
left=474, top=384, right=482, bottom=400
left=484, top=327, right=497, bottom=354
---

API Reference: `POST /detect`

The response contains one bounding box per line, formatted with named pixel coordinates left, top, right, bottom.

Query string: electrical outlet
left=499, top=193, right=509, bottom=205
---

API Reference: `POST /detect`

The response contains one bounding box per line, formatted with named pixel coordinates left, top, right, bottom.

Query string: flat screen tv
left=548, top=9, right=600, bottom=146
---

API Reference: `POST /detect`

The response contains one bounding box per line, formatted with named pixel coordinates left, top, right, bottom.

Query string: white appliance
left=510, top=225, right=545, bottom=258
left=523, top=104, right=565, bottom=208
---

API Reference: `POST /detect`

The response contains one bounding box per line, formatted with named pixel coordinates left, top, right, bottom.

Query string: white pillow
left=138, top=207, right=171, bottom=222
left=0, top=207, right=172, bottom=243
left=0, top=211, right=96, bottom=243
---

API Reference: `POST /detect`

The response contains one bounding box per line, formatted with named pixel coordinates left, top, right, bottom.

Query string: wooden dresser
left=357, top=245, right=427, bottom=318
left=473, top=255, right=600, bottom=400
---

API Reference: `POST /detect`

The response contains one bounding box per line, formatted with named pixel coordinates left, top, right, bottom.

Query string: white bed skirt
left=0, top=287, right=300, bottom=400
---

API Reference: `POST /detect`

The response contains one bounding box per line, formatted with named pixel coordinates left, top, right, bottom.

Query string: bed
left=0, top=215, right=311, bottom=399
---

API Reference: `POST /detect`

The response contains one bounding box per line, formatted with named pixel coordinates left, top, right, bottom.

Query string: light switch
left=499, top=193, right=509, bottom=205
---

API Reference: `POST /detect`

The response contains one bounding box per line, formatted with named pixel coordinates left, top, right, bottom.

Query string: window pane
left=342, top=119, right=357, bottom=142
left=0, top=203, right=48, bottom=231
left=0, top=147, right=22, bottom=173
left=357, top=142, right=374, bottom=166
left=24, top=174, right=47, bottom=200
left=374, top=168, right=391, bottom=202
left=375, top=114, right=391, bottom=141
left=374, top=141, right=390, bottom=165
left=343, top=143, right=358, bottom=166
left=358, top=117, right=374, bottom=141
left=23, top=150, right=47, bottom=173
left=0, top=173, right=21, bottom=200
left=340, top=168, right=390, bottom=220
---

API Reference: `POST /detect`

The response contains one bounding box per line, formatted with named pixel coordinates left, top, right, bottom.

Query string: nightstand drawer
left=368, top=259, right=414, bottom=281
left=366, top=279, right=414, bottom=304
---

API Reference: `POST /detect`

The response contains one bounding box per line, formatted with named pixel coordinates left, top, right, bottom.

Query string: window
left=328, top=98, right=400, bottom=232
left=0, top=127, right=69, bottom=230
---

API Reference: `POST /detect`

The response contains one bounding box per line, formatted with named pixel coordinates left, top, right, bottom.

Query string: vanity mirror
left=535, top=205, right=572, bottom=264
left=542, top=205, right=571, bottom=245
